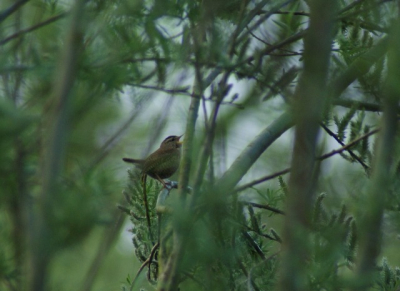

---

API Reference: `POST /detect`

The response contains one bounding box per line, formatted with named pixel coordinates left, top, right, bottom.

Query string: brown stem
left=278, top=0, right=337, bottom=289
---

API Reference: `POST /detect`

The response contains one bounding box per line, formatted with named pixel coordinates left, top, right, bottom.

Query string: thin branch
left=130, top=243, right=160, bottom=291
left=338, top=0, right=368, bottom=14
left=127, top=83, right=190, bottom=95
left=267, top=10, right=310, bottom=16
left=333, top=98, right=382, bottom=112
left=227, top=0, right=251, bottom=56
left=317, top=128, right=379, bottom=161
left=240, top=30, right=306, bottom=67
left=242, top=231, right=266, bottom=260
left=320, top=123, right=370, bottom=171
left=191, top=69, right=231, bottom=198
left=337, top=0, right=395, bottom=20
left=156, top=26, right=207, bottom=291
left=122, top=57, right=172, bottom=63
left=147, top=240, right=159, bottom=281
left=235, top=168, right=291, bottom=193
left=241, top=0, right=390, bottom=69
left=228, top=0, right=270, bottom=55
left=237, top=216, right=282, bottom=241
left=0, top=13, right=67, bottom=46
left=235, top=128, right=379, bottom=192
left=245, top=202, right=285, bottom=215
left=237, top=0, right=295, bottom=46
left=0, top=0, right=29, bottom=23
left=247, top=29, right=300, bottom=55
left=128, top=82, right=244, bottom=108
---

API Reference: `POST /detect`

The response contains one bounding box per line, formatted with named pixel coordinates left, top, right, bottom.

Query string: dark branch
left=0, top=0, right=29, bottom=23
left=0, top=13, right=66, bottom=46
left=245, top=202, right=285, bottom=215
left=235, top=128, right=379, bottom=192
left=320, top=123, right=370, bottom=171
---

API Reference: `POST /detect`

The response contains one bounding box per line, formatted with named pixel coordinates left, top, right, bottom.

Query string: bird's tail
left=122, top=158, right=144, bottom=164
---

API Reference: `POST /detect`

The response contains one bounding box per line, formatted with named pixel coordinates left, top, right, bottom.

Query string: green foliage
left=1, top=0, right=400, bottom=290
left=377, top=258, right=400, bottom=290
left=121, top=175, right=400, bottom=290
left=123, top=169, right=161, bottom=265
left=333, top=107, right=373, bottom=167
left=262, top=66, right=299, bottom=102
left=121, top=171, right=284, bottom=289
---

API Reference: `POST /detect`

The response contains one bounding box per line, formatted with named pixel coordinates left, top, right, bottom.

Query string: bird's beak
left=177, top=134, right=184, bottom=145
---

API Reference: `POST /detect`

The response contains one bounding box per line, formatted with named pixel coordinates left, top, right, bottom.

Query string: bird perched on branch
left=123, top=135, right=183, bottom=187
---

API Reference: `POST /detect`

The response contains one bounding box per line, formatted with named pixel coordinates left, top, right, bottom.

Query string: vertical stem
left=9, top=5, right=26, bottom=290
left=353, top=18, right=400, bottom=290
left=156, top=22, right=204, bottom=289
left=277, top=0, right=336, bottom=290
left=29, top=1, right=85, bottom=290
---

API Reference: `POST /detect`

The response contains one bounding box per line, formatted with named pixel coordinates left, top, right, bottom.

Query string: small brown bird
left=123, top=135, right=183, bottom=187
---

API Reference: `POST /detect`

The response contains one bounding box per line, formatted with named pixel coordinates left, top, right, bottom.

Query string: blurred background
left=1, top=0, right=400, bottom=290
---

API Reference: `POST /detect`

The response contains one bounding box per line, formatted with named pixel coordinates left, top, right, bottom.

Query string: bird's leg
left=155, top=174, right=170, bottom=189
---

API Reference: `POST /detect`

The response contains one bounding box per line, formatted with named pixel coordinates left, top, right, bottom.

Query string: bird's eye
left=163, top=136, right=176, bottom=144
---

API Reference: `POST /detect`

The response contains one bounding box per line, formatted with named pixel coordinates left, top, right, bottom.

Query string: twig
left=0, top=13, right=67, bottom=46
left=235, top=128, right=379, bottom=192
left=227, top=0, right=251, bottom=56
left=0, top=0, right=29, bottom=23
left=320, top=123, right=370, bottom=171
left=245, top=202, right=285, bottom=215
left=147, top=241, right=159, bottom=281
left=338, top=0, right=367, bottom=14
left=334, top=98, right=382, bottom=112
left=128, top=83, right=190, bottom=95
left=240, top=222, right=281, bottom=242
left=130, top=242, right=160, bottom=291
left=268, top=10, right=309, bottom=16
left=235, top=167, right=291, bottom=193
left=239, top=30, right=306, bottom=67
left=228, top=0, right=269, bottom=56
left=317, top=128, right=379, bottom=161
left=242, top=231, right=266, bottom=260
left=236, top=0, right=295, bottom=47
